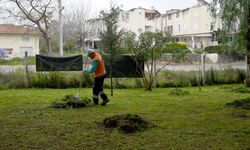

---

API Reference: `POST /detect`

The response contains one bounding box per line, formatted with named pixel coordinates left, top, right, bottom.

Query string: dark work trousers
left=93, top=74, right=108, bottom=105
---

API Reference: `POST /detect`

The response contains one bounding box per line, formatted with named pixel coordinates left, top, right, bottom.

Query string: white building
left=118, top=8, right=160, bottom=35
left=85, top=0, right=221, bottom=50
left=156, top=0, right=221, bottom=49
left=84, top=18, right=105, bottom=49
left=84, top=8, right=160, bottom=49
left=0, top=24, right=40, bottom=58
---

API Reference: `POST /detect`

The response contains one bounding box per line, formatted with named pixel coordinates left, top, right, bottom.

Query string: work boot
left=93, top=98, right=99, bottom=105
left=100, top=91, right=108, bottom=100
left=101, top=99, right=109, bottom=106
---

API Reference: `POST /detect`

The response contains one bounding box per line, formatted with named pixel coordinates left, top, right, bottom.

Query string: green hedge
left=163, top=42, right=191, bottom=61
left=205, top=45, right=228, bottom=54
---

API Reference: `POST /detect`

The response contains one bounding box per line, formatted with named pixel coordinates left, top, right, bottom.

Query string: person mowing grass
left=83, top=49, right=110, bottom=106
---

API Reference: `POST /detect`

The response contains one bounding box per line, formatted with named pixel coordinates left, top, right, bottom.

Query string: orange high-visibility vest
left=92, top=52, right=106, bottom=77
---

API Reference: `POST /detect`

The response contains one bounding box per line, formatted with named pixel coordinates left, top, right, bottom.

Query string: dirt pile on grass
left=51, top=94, right=92, bottom=109
left=225, top=98, right=250, bottom=110
left=103, top=114, right=149, bottom=133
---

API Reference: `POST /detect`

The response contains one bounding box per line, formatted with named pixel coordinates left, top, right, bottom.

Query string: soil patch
left=51, top=94, right=92, bottom=109
left=103, top=114, right=149, bottom=133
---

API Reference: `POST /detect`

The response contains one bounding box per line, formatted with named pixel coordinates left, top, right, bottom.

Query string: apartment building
left=84, top=18, right=105, bottom=49
left=84, top=8, right=160, bottom=49
left=85, top=0, right=220, bottom=50
left=156, top=0, right=221, bottom=49
left=118, top=8, right=160, bottom=35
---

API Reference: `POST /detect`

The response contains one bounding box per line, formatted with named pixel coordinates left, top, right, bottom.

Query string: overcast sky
left=64, top=0, right=211, bottom=18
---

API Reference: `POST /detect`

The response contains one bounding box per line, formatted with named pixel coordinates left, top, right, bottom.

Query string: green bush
left=205, top=45, right=245, bottom=61
left=163, top=42, right=191, bottom=61
left=205, top=45, right=228, bottom=54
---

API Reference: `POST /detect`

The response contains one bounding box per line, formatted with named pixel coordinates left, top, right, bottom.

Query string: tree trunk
left=246, top=8, right=250, bottom=86
left=38, top=24, right=51, bottom=54
left=246, top=10, right=250, bottom=79
left=110, top=58, right=113, bottom=96
left=44, top=35, right=51, bottom=53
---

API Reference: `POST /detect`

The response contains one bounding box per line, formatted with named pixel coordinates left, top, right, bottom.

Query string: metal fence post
left=24, top=51, right=29, bottom=87
left=201, top=52, right=206, bottom=85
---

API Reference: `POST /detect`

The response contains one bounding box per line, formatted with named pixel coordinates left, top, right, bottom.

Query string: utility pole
left=58, top=0, right=63, bottom=56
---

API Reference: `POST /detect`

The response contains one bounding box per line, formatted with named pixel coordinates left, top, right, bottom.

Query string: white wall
left=0, top=33, right=40, bottom=58
left=118, top=8, right=146, bottom=36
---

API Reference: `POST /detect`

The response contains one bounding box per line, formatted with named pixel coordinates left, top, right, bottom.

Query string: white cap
left=87, top=49, right=94, bottom=56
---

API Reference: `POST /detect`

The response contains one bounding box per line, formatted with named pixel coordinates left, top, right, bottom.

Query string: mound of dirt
left=225, top=98, right=250, bottom=110
left=103, top=114, right=149, bottom=133
left=51, top=94, right=92, bottom=109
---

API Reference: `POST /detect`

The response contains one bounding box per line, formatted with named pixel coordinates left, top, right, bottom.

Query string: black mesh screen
left=105, top=55, right=144, bottom=78
left=36, top=55, right=83, bottom=71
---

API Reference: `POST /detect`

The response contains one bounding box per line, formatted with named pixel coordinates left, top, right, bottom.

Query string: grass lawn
left=0, top=85, right=250, bottom=150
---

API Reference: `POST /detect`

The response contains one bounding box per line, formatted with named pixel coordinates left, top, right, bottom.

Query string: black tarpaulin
left=36, top=55, right=83, bottom=71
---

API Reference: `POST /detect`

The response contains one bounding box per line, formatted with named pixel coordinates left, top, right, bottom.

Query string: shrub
left=205, top=45, right=228, bottom=54
left=205, top=45, right=245, bottom=61
left=163, top=42, right=191, bottom=61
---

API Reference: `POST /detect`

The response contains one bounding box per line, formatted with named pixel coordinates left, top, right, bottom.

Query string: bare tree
left=63, top=0, right=91, bottom=50
left=1, top=0, right=56, bottom=53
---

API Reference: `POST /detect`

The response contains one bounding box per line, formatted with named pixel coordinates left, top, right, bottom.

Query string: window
left=97, top=28, right=101, bottom=35
left=210, top=22, right=215, bottom=31
left=164, top=26, right=167, bottom=33
left=176, top=12, right=179, bottom=18
left=122, top=13, right=129, bottom=22
left=20, top=47, right=33, bottom=57
left=22, top=36, right=30, bottom=42
left=167, top=26, right=173, bottom=34
left=168, top=14, right=172, bottom=20
left=178, top=25, right=181, bottom=31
